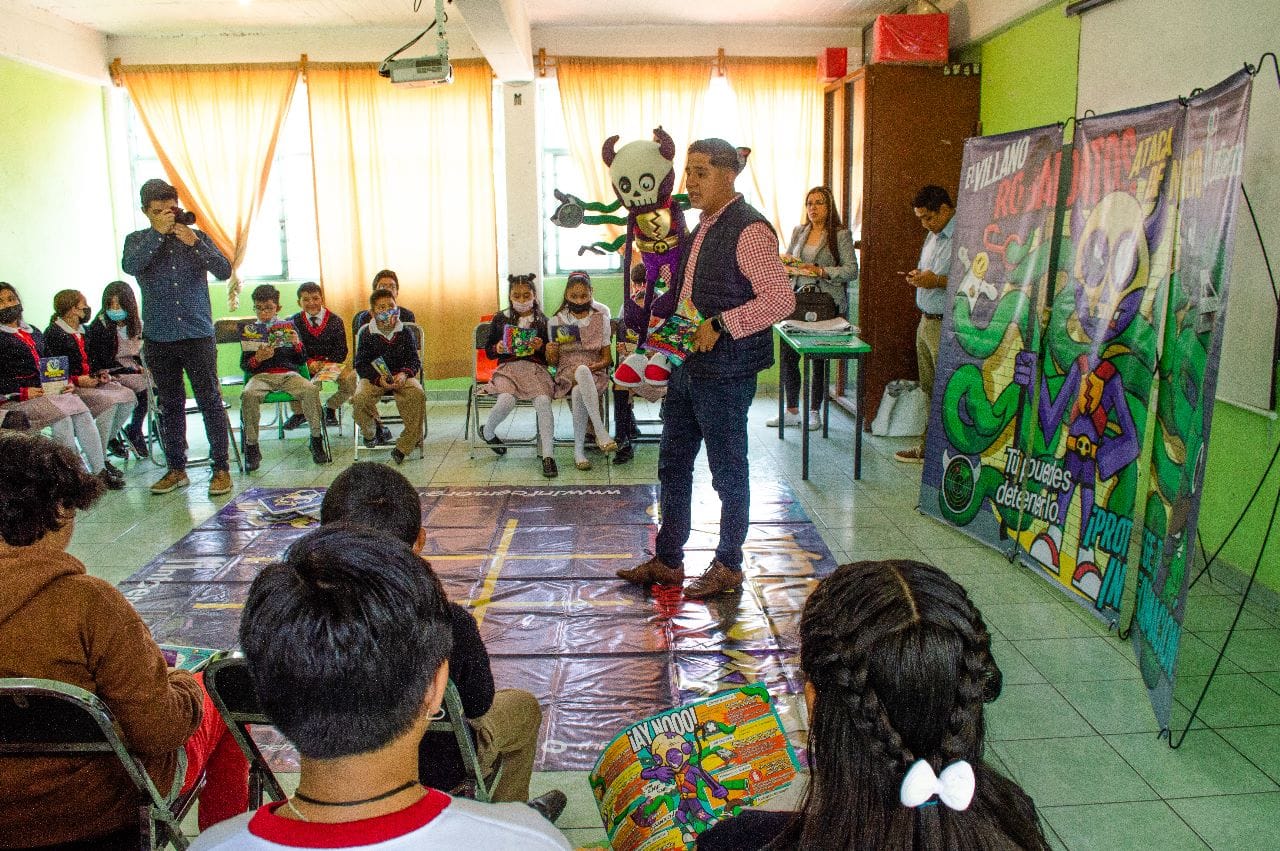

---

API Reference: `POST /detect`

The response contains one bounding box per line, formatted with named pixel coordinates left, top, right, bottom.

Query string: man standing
left=617, top=139, right=793, bottom=598
left=895, top=184, right=955, bottom=464
left=123, top=179, right=235, bottom=496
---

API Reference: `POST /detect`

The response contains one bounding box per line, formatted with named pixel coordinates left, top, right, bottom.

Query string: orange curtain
left=305, top=60, right=496, bottom=380
left=723, top=57, right=823, bottom=236
left=556, top=57, right=711, bottom=241
left=113, top=62, right=300, bottom=308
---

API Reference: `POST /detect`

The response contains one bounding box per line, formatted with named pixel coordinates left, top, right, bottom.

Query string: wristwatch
left=708, top=314, right=725, bottom=333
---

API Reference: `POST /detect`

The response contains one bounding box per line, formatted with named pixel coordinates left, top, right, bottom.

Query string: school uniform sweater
left=354, top=323, right=421, bottom=382
left=291, top=309, right=349, bottom=364
left=85, top=315, right=143, bottom=374
left=0, top=322, right=46, bottom=397
left=43, top=320, right=95, bottom=379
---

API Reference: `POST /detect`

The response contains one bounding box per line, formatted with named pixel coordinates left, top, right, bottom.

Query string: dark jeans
left=655, top=365, right=757, bottom=571
left=779, top=345, right=826, bottom=411
left=144, top=336, right=230, bottom=472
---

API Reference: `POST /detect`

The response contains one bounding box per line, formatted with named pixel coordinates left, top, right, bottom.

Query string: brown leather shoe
left=208, top=469, right=233, bottom=497
left=617, top=555, right=685, bottom=587
left=894, top=446, right=925, bottom=463
left=150, top=469, right=190, bottom=495
left=684, top=559, right=745, bottom=599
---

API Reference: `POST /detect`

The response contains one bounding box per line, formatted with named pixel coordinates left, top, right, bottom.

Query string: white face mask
left=510, top=298, right=535, bottom=313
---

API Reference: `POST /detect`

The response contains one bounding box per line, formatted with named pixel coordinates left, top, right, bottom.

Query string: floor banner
left=921, top=124, right=1065, bottom=556
left=1133, top=69, right=1252, bottom=729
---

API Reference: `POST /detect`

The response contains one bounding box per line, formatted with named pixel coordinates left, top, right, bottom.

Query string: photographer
left=122, top=179, right=235, bottom=497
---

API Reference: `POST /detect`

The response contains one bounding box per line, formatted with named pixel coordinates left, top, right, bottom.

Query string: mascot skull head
left=602, top=127, right=676, bottom=214
left=1073, top=191, right=1150, bottom=343
left=649, top=731, right=692, bottom=768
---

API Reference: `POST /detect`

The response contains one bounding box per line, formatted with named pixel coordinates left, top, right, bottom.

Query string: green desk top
left=774, top=323, right=871, bottom=356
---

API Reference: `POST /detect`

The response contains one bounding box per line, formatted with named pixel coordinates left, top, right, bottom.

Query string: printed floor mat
left=121, top=484, right=835, bottom=771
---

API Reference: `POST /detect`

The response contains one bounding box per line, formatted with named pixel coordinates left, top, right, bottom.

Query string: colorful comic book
left=38, top=356, right=69, bottom=395
left=371, top=357, right=392, bottom=379
left=502, top=325, right=538, bottom=358
left=307, top=360, right=344, bottom=382
left=589, top=685, right=800, bottom=851
left=257, top=489, right=324, bottom=521
left=639, top=314, right=700, bottom=366
left=241, top=321, right=298, bottom=352
left=549, top=321, right=582, bottom=345
left=158, top=644, right=222, bottom=672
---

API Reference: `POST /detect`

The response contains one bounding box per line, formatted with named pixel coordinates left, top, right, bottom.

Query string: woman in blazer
left=771, top=186, right=858, bottom=430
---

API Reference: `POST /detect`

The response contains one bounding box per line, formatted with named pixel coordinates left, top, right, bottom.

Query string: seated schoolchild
left=546, top=270, right=616, bottom=471
left=283, top=281, right=354, bottom=431
left=319, top=461, right=566, bottom=821
left=696, top=559, right=1049, bottom=851
left=351, top=269, right=417, bottom=347
left=0, top=431, right=249, bottom=849
left=44, top=288, right=136, bottom=483
left=86, top=280, right=150, bottom=457
left=239, top=284, right=328, bottom=471
left=0, top=282, right=118, bottom=488
left=191, top=525, right=571, bottom=850
left=480, top=275, right=557, bottom=478
left=353, top=288, right=425, bottom=465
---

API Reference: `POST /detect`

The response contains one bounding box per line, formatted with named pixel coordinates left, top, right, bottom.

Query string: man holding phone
left=895, top=185, right=955, bottom=464
left=123, top=178, right=235, bottom=495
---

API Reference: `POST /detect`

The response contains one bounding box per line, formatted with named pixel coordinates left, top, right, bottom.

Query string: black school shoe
left=542, top=456, right=558, bottom=478
left=283, top=413, right=308, bottom=431
left=482, top=431, right=507, bottom=456
left=310, top=436, right=330, bottom=464
left=390, top=448, right=406, bottom=465
left=527, top=789, right=568, bottom=824
left=376, top=423, right=393, bottom=444
left=323, top=407, right=340, bottom=426
left=244, top=442, right=262, bottom=472
left=613, top=439, right=634, bottom=464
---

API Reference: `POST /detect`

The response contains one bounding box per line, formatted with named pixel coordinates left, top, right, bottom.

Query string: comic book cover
left=158, top=644, right=223, bottom=673
left=589, top=685, right=800, bottom=851
left=38, top=356, right=69, bottom=395
left=639, top=314, right=700, bottom=366
left=502, top=325, right=538, bottom=357
left=307, top=360, right=344, bottom=383
left=257, top=489, right=324, bottom=522
left=242, top=321, right=298, bottom=352
left=550, top=321, right=582, bottom=345
left=371, top=357, right=391, bottom=379
left=266, top=322, right=298, bottom=349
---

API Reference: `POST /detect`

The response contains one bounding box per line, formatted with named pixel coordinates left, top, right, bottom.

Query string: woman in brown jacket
left=0, top=432, right=248, bottom=848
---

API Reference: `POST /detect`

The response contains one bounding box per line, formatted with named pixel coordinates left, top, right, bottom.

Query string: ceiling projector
left=383, top=54, right=453, bottom=87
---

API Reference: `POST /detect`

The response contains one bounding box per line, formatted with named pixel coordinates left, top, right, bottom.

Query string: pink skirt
left=483, top=360, right=554, bottom=401
left=2, top=392, right=91, bottom=430
left=553, top=351, right=609, bottom=399
left=74, top=382, right=137, bottom=418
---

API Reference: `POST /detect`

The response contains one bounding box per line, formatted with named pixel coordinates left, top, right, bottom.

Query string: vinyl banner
left=1134, top=70, right=1252, bottom=729
left=1014, top=100, right=1182, bottom=624
left=921, top=125, right=1064, bottom=558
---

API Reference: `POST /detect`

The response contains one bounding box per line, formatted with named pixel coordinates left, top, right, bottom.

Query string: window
left=125, top=83, right=320, bottom=282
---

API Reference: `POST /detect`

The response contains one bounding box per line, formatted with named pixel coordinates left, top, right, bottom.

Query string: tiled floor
left=78, top=395, right=1280, bottom=850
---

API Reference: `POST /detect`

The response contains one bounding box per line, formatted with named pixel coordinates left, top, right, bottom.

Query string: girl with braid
left=699, top=560, right=1047, bottom=851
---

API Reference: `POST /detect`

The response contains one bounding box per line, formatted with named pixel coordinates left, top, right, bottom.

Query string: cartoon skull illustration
left=1073, top=191, right=1149, bottom=343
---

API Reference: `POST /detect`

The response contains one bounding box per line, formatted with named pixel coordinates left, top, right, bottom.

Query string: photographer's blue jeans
left=655, top=365, right=758, bottom=571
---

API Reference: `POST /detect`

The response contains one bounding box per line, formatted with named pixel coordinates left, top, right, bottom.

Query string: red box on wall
left=818, top=47, right=847, bottom=82
left=872, top=13, right=949, bottom=65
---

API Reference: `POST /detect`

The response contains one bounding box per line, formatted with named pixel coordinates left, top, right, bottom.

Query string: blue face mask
left=375, top=307, right=399, bottom=324
left=106, top=308, right=128, bottom=322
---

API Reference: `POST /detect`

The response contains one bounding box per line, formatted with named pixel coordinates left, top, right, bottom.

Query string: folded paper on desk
left=779, top=317, right=855, bottom=334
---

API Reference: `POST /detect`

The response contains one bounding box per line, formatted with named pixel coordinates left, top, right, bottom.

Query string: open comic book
left=589, top=685, right=800, bottom=851
left=241, top=320, right=299, bottom=352
left=158, top=644, right=222, bottom=672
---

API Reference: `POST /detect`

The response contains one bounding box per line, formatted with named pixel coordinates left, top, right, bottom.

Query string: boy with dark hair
left=318, top=462, right=565, bottom=821
left=283, top=281, right=355, bottom=431
left=192, top=525, right=570, bottom=849
left=352, top=288, right=425, bottom=465
left=352, top=269, right=417, bottom=348
left=240, top=284, right=327, bottom=470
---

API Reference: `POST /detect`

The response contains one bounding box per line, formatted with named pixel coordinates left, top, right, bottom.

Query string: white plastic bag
left=870, top=379, right=928, bottom=437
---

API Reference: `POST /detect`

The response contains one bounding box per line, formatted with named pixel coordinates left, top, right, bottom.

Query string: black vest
left=676, top=198, right=776, bottom=379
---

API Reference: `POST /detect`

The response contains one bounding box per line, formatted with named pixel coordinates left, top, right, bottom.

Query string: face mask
left=79, top=308, right=91, bottom=324
left=567, top=300, right=592, bottom=314
left=510, top=298, right=535, bottom=313
left=106, top=308, right=128, bottom=322
left=0, top=305, right=22, bottom=326
left=375, top=307, right=399, bottom=324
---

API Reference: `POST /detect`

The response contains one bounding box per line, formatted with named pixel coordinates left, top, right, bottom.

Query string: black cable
left=379, top=12, right=447, bottom=76
left=1190, top=437, right=1280, bottom=588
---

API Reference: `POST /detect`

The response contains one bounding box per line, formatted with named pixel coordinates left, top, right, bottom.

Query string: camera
left=173, top=208, right=197, bottom=226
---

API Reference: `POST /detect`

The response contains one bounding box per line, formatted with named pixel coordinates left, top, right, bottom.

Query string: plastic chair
left=351, top=321, right=427, bottom=460
left=240, top=361, right=331, bottom=462
left=466, top=318, right=542, bottom=457
left=0, top=677, right=202, bottom=850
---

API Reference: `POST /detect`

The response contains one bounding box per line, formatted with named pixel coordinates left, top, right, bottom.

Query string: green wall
left=0, top=57, right=117, bottom=313
left=976, top=1, right=1080, bottom=136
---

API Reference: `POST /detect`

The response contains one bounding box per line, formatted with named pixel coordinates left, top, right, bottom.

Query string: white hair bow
left=899, top=759, right=976, bottom=811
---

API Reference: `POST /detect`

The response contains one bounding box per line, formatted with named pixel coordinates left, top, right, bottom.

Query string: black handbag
left=788, top=286, right=840, bottom=322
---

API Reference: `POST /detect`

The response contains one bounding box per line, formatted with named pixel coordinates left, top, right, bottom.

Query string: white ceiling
left=23, top=0, right=902, bottom=37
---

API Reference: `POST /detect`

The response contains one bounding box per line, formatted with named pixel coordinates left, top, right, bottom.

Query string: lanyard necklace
left=287, top=779, right=421, bottom=822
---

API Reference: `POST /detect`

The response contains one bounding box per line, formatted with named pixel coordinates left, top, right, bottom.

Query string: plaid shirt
left=677, top=195, right=793, bottom=339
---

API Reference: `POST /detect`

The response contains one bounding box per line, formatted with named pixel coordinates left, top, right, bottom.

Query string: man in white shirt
left=895, top=185, right=955, bottom=464
left=191, top=525, right=570, bottom=850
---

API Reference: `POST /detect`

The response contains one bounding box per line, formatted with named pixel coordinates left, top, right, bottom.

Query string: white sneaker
left=766, top=411, right=803, bottom=427
left=807, top=411, right=822, bottom=431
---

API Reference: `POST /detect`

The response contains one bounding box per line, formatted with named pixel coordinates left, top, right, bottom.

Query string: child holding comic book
left=480, top=274, right=557, bottom=477
left=352, top=287, right=425, bottom=465
left=546, top=271, right=616, bottom=470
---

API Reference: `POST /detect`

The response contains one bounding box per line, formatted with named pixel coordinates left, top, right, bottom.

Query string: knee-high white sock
left=574, top=364, right=607, bottom=441
left=74, top=411, right=106, bottom=473
left=532, top=395, right=554, bottom=457
left=571, top=386, right=589, bottom=462
left=93, top=408, right=116, bottom=453
left=112, top=400, right=133, bottom=438
left=484, top=393, right=517, bottom=439
left=48, top=418, right=84, bottom=469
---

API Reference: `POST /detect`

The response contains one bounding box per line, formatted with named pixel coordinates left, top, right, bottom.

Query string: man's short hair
left=296, top=281, right=322, bottom=299
left=687, top=138, right=746, bottom=174
left=251, top=284, right=281, bottom=306
left=321, top=462, right=421, bottom=546
left=372, top=269, right=399, bottom=289
left=370, top=287, right=396, bottom=309
left=139, top=178, right=178, bottom=209
left=239, top=525, right=453, bottom=759
left=913, top=185, right=953, bottom=212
